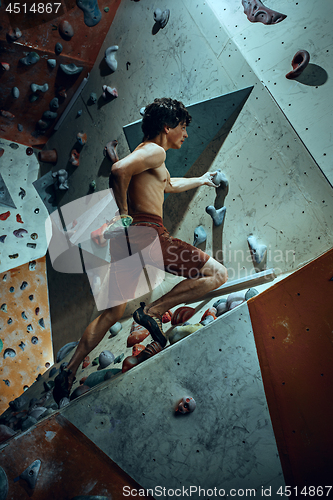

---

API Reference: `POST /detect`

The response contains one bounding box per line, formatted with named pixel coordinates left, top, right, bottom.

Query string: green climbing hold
left=0, top=339, right=3, bottom=354
left=104, top=6, right=109, bottom=11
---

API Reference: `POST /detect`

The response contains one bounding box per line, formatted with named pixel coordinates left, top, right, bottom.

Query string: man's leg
left=146, top=258, right=227, bottom=318
left=53, top=302, right=126, bottom=403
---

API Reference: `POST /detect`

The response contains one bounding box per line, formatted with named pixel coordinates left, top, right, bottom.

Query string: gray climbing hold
left=113, top=353, right=124, bottom=364
left=56, top=341, right=79, bottom=363
left=59, top=19, right=74, bottom=38
left=193, top=225, right=207, bottom=246
left=21, top=311, right=28, bottom=319
left=245, top=288, right=259, bottom=300
left=55, top=42, right=63, bottom=55
left=109, top=322, right=122, bottom=336
left=49, top=366, right=58, bottom=378
left=85, top=368, right=121, bottom=387
left=70, top=384, right=91, bottom=400
left=31, top=336, right=38, bottom=344
left=17, top=124, right=23, bottom=131
left=154, top=8, right=170, bottom=28
left=43, top=110, right=57, bottom=121
left=140, top=107, right=146, bottom=116
left=77, top=0, right=102, bottom=27
left=0, top=466, right=8, bottom=500
left=47, top=59, right=56, bottom=68
left=12, top=87, right=19, bottom=98
left=99, top=350, right=115, bottom=368
left=89, top=92, right=97, bottom=103
left=3, top=348, right=16, bottom=359
left=0, top=304, right=7, bottom=312
left=31, top=83, right=48, bottom=93
left=247, top=235, right=267, bottom=265
left=30, top=94, right=39, bottom=103
left=49, top=97, right=59, bottom=111
left=213, top=298, right=228, bottom=317
left=105, top=45, right=118, bottom=72
left=37, top=119, right=49, bottom=130
left=60, top=63, right=83, bottom=75
left=9, top=394, right=28, bottom=411
left=206, top=205, right=226, bottom=226
left=28, top=406, right=47, bottom=420
left=18, top=459, right=41, bottom=489
left=212, top=169, right=228, bottom=188
left=20, top=52, right=40, bottom=66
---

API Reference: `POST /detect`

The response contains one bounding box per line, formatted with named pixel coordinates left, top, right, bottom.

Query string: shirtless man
left=53, top=97, right=227, bottom=403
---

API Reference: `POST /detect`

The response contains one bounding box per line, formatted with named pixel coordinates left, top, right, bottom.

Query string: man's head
left=142, top=97, right=191, bottom=140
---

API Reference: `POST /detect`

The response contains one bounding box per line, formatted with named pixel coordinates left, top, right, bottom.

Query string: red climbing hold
left=0, top=211, right=10, bottom=221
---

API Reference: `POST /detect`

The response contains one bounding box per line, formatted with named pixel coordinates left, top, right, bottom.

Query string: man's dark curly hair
left=141, top=97, right=192, bottom=140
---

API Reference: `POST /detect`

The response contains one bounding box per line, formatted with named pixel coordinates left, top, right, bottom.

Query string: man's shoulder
left=135, top=142, right=166, bottom=168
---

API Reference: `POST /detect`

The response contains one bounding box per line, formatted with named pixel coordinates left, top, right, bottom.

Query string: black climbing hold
left=19, top=341, right=25, bottom=350
left=38, top=318, right=45, bottom=328
left=7, top=318, right=12, bottom=324
left=29, top=294, right=34, bottom=301
left=20, top=281, right=28, bottom=290
left=31, top=336, right=38, bottom=344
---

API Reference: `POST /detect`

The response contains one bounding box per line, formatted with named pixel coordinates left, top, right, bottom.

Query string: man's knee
left=104, top=303, right=126, bottom=324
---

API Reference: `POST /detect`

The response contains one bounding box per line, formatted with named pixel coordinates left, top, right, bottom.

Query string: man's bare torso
left=127, top=142, right=169, bottom=218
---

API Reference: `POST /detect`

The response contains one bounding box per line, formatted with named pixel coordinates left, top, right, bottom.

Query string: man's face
left=167, top=121, right=188, bottom=149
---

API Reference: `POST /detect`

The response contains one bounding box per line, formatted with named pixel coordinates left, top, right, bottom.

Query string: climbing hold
left=3, top=348, right=16, bottom=359
left=56, top=340, right=79, bottom=362
left=201, top=307, right=217, bottom=322
left=42, top=111, right=58, bottom=121
left=241, top=0, right=286, bottom=24
left=200, top=315, right=215, bottom=326
left=0, top=149, right=4, bottom=158
left=49, top=97, right=59, bottom=111
left=70, top=384, right=91, bottom=400
left=17, top=124, right=23, bottom=132
left=162, top=310, right=172, bottom=323
left=7, top=318, right=13, bottom=324
left=213, top=298, right=228, bottom=316
left=77, top=0, right=102, bottom=26
left=105, top=45, right=118, bottom=72
left=38, top=149, right=58, bottom=163
left=176, top=396, right=196, bottom=414
left=90, top=180, right=96, bottom=191
left=59, top=19, right=74, bottom=38
left=60, top=63, right=83, bottom=75
left=245, top=288, right=259, bottom=300
left=212, top=169, right=228, bottom=188
left=132, top=344, right=145, bottom=356
left=55, top=42, right=63, bottom=55
left=206, top=205, right=226, bottom=226
left=12, top=87, right=19, bottom=98
left=31, top=83, right=48, bottom=93
left=89, top=92, right=97, bottom=103
left=77, top=132, right=87, bottom=145
left=70, top=149, right=80, bottom=166
left=57, top=86, right=67, bottom=98
left=153, top=8, right=170, bottom=28
left=21, top=311, right=28, bottom=319
left=52, top=169, right=69, bottom=190
left=193, top=226, right=207, bottom=246
left=99, top=350, right=115, bottom=368
left=109, top=322, right=122, bottom=336
left=247, top=235, right=267, bottom=265
left=49, top=366, right=58, bottom=378
left=140, top=107, right=145, bottom=116
left=92, top=357, right=99, bottom=366
left=77, top=109, right=82, bottom=117
left=0, top=110, right=15, bottom=119
left=31, top=336, right=38, bottom=344
left=122, top=341, right=163, bottom=373
left=47, top=59, right=56, bottom=69
left=104, top=139, right=118, bottom=163
left=0, top=62, right=10, bottom=71
left=102, top=85, right=118, bottom=99
left=7, top=27, right=22, bottom=41
left=0, top=303, right=7, bottom=312
left=28, top=407, right=47, bottom=420
left=19, top=341, right=25, bottom=350
left=29, top=295, right=34, bottom=300
left=20, top=52, right=40, bottom=66
left=17, top=459, right=41, bottom=489
left=30, top=94, right=39, bottom=103
left=19, top=187, right=26, bottom=199
left=13, top=228, right=28, bottom=238
left=0, top=235, right=6, bottom=243
left=38, top=318, right=45, bottom=328
left=37, top=119, right=49, bottom=130
left=171, top=306, right=195, bottom=325
left=0, top=464, right=8, bottom=500
left=168, top=323, right=203, bottom=345
left=16, top=214, right=23, bottom=223
left=227, top=291, right=246, bottom=310
left=127, top=328, right=150, bottom=347
left=29, top=260, right=36, bottom=270
left=9, top=393, right=28, bottom=411
left=20, top=416, right=38, bottom=431
left=113, top=353, right=125, bottom=364
left=286, top=50, right=310, bottom=79
left=0, top=212, right=10, bottom=221
left=27, top=324, right=33, bottom=331
left=82, top=356, right=90, bottom=368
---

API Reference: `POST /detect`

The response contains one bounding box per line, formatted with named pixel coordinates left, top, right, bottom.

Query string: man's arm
left=165, top=171, right=217, bottom=193
left=110, top=144, right=166, bottom=215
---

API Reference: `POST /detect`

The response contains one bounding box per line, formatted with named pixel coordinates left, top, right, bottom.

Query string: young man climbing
left=53, top=97, right=227, bottom=403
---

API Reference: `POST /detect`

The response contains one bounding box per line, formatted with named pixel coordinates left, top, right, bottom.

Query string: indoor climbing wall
left=0, top=0, right=120, bottom=146
left=0, top=256, right=53, bottom=415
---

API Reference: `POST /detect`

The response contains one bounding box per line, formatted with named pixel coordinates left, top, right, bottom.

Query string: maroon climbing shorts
left=96, top=213, right=210, bottom=308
